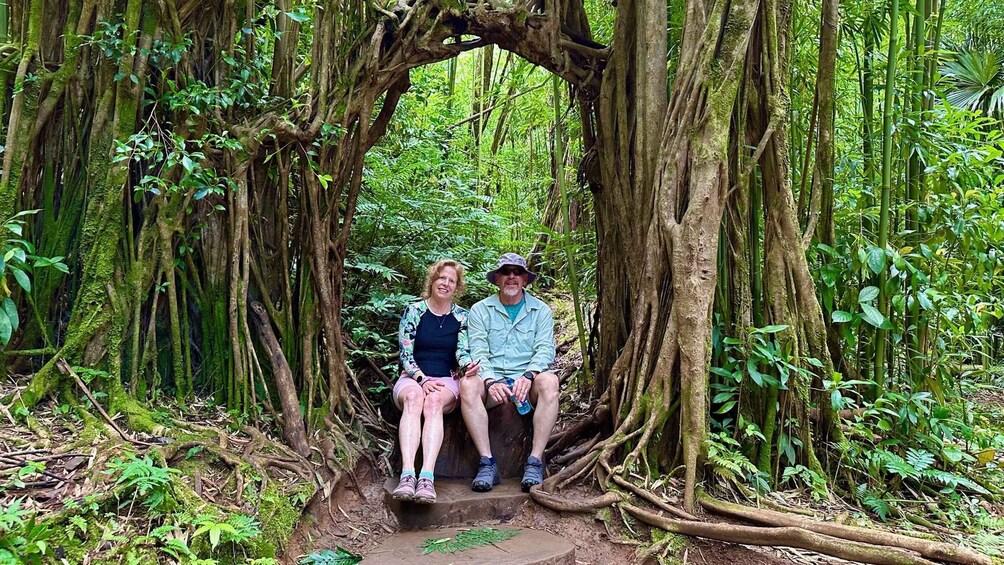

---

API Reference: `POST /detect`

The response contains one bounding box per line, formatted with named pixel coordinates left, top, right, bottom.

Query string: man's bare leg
left=460, top=377, right=493, bottom=458
left=528, top=371, right=560, bottom=460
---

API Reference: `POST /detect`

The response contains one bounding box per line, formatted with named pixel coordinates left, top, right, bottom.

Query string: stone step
left=384, top=478, right=530, bottom=529
left=360, top=527, right=575, bottom=565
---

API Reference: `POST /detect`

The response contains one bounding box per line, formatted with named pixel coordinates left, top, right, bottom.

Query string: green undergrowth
left=704, top=357, right=1004, bottom=554
left=0, top=408, right=317, bottom=564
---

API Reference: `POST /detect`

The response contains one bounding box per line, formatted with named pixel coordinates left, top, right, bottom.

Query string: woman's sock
left=419, top=471, right=434, bottom=481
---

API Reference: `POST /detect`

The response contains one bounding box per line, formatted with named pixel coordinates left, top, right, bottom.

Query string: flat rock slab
left=384, top=478, right=529, bottom=529
left=360, top=527, right=575, bottom=565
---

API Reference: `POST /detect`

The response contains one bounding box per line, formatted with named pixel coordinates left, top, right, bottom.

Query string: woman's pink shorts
left=392, top=375, right=461, bottom=413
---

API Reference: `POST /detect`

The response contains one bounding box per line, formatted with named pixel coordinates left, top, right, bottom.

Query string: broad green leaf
left=0, top=312, right=11, bottom=346
left=2, top=298, right=18, bottom=334
left=746, top=360, right=763, bottom=387
left=859, top=303, right=886, bottom=328
left=10, top=266, right=30, bottom=293
left=858, top=286, right=879, bottom=303
left=867, top=247, right=886, bottom=274
left=831, top=310, right=853, bottom=323
left=284, top=10, right=311, bottom=23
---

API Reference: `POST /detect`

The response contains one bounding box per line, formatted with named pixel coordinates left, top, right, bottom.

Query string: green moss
left=246, top=475, right=314, bottom=557
left=652, top=529, right=687, bottom=565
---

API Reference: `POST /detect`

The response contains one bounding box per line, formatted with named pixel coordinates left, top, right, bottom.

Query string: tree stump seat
left=384, top=400, right=533, bottom=479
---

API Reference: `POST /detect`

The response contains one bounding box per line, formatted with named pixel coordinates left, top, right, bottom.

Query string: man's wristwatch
left=522, top=371, right=536, bottom=381
left=413, top=373, right=426, bottom=384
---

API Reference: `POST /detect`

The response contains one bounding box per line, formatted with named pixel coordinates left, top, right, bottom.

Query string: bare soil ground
left=283, top=460, right=799, bottom=564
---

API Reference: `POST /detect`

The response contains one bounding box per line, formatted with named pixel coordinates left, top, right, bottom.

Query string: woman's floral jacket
left=398, top=300, right=473, bottom=380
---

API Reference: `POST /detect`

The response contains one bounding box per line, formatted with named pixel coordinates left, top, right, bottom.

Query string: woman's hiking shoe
left=413, top=478, right=437, bottom=503
left=392, top=474, right=417, bottom=500
left=521, top=456, right=544, bottom=492
left=472, top=456, right=500, bottom=492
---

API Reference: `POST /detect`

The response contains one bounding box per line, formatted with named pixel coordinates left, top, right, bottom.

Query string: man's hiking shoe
left=413, top=477, right=437, bottom=503
left=521, top=456, right=544, bottom=492
left=472, top=456, right=500, bottom=492
left=392, top=474, right=417, bottom=500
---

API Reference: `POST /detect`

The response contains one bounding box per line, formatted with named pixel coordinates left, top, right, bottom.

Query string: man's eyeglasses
left=498, top=267, right=526, bottom=276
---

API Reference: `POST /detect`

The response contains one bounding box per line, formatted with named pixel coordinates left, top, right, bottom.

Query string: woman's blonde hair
left=422, top=259, right=466, bottom=300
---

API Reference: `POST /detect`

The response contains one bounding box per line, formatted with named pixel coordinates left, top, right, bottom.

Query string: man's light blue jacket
left=468, top=291, right=555, bottom=382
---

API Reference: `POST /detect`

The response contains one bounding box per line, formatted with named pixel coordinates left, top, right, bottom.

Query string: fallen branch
left=622, top=503, right=939, bottom=565
left=56, top=360, right=155, bottom=448
left=698, top=493, right=990, bottom=565
left=250, top=303, right=310, bottom=457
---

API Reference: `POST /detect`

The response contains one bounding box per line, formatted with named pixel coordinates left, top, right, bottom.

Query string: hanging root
left=622, top=503, right=940, bottom=565
left=698, top=493, right=991, bottom=565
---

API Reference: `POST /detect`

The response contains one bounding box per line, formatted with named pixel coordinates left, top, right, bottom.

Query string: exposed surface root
left=698, top=494, right=991, bottom=565
left=529, top=486, right=622, bottom=512
left=623, top=503, right=940, bottom=565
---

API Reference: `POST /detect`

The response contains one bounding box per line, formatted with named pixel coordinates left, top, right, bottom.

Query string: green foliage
left=705, top=432, right=764, bottom=489
left=0, top=210, right=68, bottom=347
left=780, top=465, right=829, bottom=501
left=104, top=453, right=180, bottom=513
left=0, top=499, right=51, bottom=564
left=420, top=528, right=519, bottom=555
left=941, top=47, right=1004, bottom=116
left=191, top=513, right=261, bottom=550
left=298, top=547, right=362, bottom=565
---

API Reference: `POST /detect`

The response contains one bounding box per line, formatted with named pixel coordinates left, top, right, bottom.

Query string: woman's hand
left=422, top=379, right=445, bottom=394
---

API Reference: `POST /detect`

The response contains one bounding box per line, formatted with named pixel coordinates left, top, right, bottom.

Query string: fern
left=420, top=528, right=520, bottom=555
left=298, top=547, right=362, bottom=564
left=225, top=514, right=261, bottom=543
left=922, top=469, right=991, bottom=495
left=905, top=448, right=935, bottom=472
left=706, top=432, right=759, bottom=486
left=855, top=484, right=891, bottom=521
left=104, top=454, right=180, bottom=512
left=880, top=451, right=919, bottom=480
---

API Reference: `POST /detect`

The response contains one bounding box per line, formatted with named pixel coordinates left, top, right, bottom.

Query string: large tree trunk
left=590, top=0, right=759, bottom=513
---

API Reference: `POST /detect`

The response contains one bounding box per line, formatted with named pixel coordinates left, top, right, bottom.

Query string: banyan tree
left=0, top=0, right=987, bottom=562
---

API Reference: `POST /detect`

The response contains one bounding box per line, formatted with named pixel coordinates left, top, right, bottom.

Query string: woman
left=392, top=259, right=478, bottom=503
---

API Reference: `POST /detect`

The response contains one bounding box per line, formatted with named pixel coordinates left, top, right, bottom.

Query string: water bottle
left=504, top=377, right=532, bottom=415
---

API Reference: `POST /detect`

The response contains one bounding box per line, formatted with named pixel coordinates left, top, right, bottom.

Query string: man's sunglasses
left=498, top=267, right=526, bottom=276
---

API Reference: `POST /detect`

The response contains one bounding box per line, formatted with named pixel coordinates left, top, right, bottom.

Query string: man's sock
left=401, top=469, right=416, bottom=478
left=419, top=471, right=435, bottom=481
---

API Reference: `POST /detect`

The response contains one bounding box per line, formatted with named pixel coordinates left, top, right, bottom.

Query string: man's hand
left=460, top=361, right=481, bottom=379
left=487, top=380, right=512, bottom=404
left=512, top=376, right=532, bottom=403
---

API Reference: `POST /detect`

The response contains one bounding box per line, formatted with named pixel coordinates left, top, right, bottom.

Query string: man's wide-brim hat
left=486, top=253, right=537, bottom=285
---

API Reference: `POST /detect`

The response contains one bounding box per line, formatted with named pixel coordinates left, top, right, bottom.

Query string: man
left=461, top=253, right=559, bottom=492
